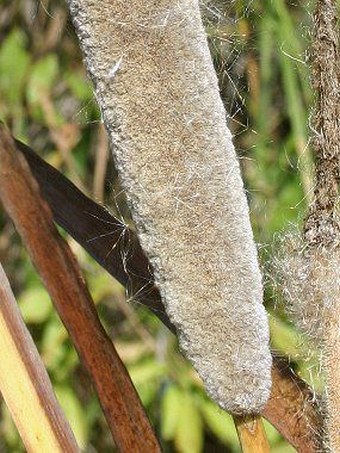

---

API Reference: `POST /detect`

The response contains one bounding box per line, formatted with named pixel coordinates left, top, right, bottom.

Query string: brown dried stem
left=0, top=125, right=160, bottom=453
left=303, top=1, right=340, bottom=450
left=15, top=137, right=321, bottom=451
left=262, top=355, right=321, bottom=452
left=305, top=0, right=340, bottom=247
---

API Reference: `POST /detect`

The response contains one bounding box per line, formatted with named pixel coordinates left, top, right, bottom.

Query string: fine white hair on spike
left=272, top=229, right=340, bottom=450
left=107, top=57, right=123, bottom=80
left=67, top=0, right=272, bottom=414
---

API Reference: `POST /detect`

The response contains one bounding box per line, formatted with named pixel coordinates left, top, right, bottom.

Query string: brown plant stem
left=0, top=125, right=160, bottom=453
left=0, top=262, right=79, bottom=453
left=304, top=0, right=340, bottom=248
left=262, top=355, right=321, bottom=452
left=303, top=1, right=340, bottom=450
left=14, top=137, right=322, bottom=452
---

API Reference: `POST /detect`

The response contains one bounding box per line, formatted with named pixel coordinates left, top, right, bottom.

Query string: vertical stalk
left=304, top=1, right=340, bottom=450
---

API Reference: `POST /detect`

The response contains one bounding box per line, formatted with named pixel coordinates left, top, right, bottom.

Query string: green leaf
left=262, top=419, right=282, bottom=445
left=0, top=29, right=30, bottom=107
left=41, top=317, right=68, bottom=370
left=27, top=54, right=58, bottom=105
left=88, top=271, right=123, bottom=303
left=136, top=383, right=158, bottom=407
left=161, top=385, right=183, bottom=441
left=55, top=386, right=88, bottom=449
left=128, top=360, right=165, bottom=406
left=26, top=54, right=62, bottom=124
left=199, top=399, right=239, bottom=449
left=18, top=287, right=53, bottom=324
left=174, top=393, right=203, bottom=453
left=128, top=360, right=166, bottom=386
left=66, top=71, right=93, bottom=101
left=1, top=403, right=22, bottom=450
left=269, top=316, right=302, bottom=359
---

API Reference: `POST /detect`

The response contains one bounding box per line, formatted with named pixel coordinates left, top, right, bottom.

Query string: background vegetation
left=0, top=0, right=318, bottom=451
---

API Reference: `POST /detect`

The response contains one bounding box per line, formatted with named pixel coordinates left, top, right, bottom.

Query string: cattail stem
left=0, top=262, right=79, bottom=452
left=323, top=310, right=340, bottom=451
left=234, top=415, right=270, bottom=453
left=304, top=1, right=340, bottom=449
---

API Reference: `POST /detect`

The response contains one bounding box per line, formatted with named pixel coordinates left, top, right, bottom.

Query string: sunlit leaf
left=269, top=316, right=302, bottom=359
left=41, top=317, right=68, bottom=370
left=161, top=385, right=183, bottom=441
left=128, top=360, right=166, bottom=406
left=27, top=55, right=58, bottom=104
left=0, top=29, right=30, bottom=108
left=18, top=287, right=53, bottom=324
left=66, top=71, right=93, bottom=101
left=55, top=386, right=88, bottom=449
left=199, top=398, right=239, bottom=449
left=174, top=393, right=203, bottom=453
left=128, top=360, right=167, bottom=385
left=26, top=54, right=62, bottom=124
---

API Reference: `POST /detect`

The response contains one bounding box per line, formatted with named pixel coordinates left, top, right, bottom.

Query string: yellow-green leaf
left=199, top=399, right=239, bottom=449
left=55, top=386, right=88, bottom=450
left=18, top=287, right=52, bottom=324
left=174, top=393, right=203, bottom=453
left=161, top=385, right=183, bottom=441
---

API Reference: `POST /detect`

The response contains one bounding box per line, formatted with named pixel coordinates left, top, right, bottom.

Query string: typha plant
left=67, top=0, right=272, bottom=415
left=273, top=1, right=340, bottom=450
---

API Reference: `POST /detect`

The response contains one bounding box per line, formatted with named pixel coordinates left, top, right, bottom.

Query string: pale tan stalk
left=0, top=263, right=79, bottom=453
left=234, top=415, right=270, bottom=453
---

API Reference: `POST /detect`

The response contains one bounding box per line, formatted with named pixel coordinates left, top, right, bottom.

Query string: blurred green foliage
left=0, top=0, right=318, bottom=451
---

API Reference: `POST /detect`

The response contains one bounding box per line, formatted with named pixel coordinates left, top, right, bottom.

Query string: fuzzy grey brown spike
left=67, top=0, right=272, bottom=414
